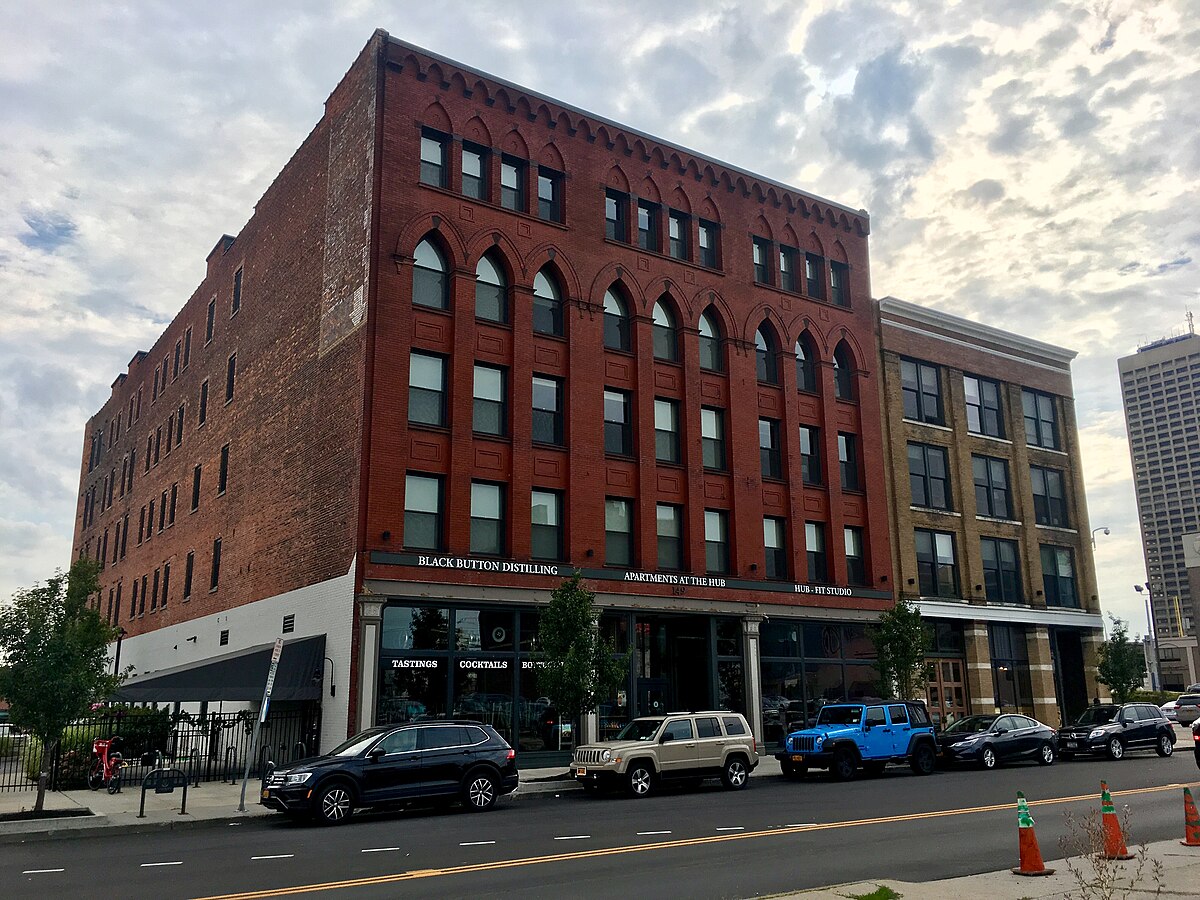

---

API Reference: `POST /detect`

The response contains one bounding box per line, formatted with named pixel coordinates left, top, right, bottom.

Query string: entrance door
left=926, top=658, right=968, bottom=727
left=638, top=678, right=669, bottom=717
left=1051, top=629, right=1089, bottom=726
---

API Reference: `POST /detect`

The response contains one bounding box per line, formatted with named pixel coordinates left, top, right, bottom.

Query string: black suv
left=260, top=720, right=519, bottom=825
left=1057, top=703, right=1176, bottom=761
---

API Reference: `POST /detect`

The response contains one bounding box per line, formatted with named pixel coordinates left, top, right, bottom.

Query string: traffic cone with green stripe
left=1100, top=781, right=1134, bottom=860
left=1012, top=791, right=1054, bottom=876
left=1181, top=787, right=1200, bottom=847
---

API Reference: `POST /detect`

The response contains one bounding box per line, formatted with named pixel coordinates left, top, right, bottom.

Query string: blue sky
left=1, top=1, right=1197, bottom=632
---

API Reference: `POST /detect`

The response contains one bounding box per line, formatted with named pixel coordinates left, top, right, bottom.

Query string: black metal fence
left=0, top=707, right=320, bottom=793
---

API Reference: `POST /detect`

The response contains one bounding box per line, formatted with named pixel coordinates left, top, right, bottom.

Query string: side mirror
left=368, top=746, right=386, bottom=761
left=994, top=728, right=1008, bottom=735
left=660, top=732, right=675, bottom=744
left=863, top=723, right=872, bottom=731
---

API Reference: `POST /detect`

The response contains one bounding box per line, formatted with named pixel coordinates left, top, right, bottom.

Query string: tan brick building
left=878, top=297, right=1105, bottom=728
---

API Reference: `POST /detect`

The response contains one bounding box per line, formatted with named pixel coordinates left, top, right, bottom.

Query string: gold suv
left=572, top=711, right=758, bottom=798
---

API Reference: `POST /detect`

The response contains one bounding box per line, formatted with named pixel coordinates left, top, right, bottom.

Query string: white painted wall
left=110, top=560, right=355, bottom=754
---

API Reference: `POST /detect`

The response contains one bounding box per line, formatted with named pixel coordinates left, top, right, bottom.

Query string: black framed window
left=656, top=503, right=683, bottom=570
left=469, top=482, right=505, bottom=556
left=752, top=237, right=772, bottom=285
left=651, top=300, right=678, bottom=362
left=1030, top=465, right=1069, bottom=527
left=419, top=129, right=448, bottom=187
left=218, top=444, right=229, bottom=494
left=475, top=253, right=508, bottom=323
left=1040, top=545, right=1078, bottom=607
left=603, top=287, right=631, bottom=351
left=805, top=522, right=826, bottom=582
left=183, top=551, right=193, bottom=600
left=779, top=246, right=798, bottom=292
left=210, top=537, right=222, bottom=590
left=830, top=261, right=849, bottom=307
left=698, top=310, right=722, bottom=371
left=412, top=238, right=449, bottom=310
left=1022, top=389, right=1060, bottom=449
left=805, top=253, right=825, bottom=299
left=698, top=219, right=719, bottom=268
left=756, top=326, right=779, bottom=383
left=838, top=432, right=859, bottom=490
left=637, top=200, right=659, bottom=251
left=462, top=143, right=487, bottom=200
left=225, top=353, right=236, bottom=402
left=915, top=529, right=958, bottom=597
left=964, top=375, right=1004, bottom=437
left=605, top=497, right=633, bottom=567
left=191, top=464, right=201, bottom=511
left=834, top=344, right=855, bottom=400
left=901, top=357, right=942, bottom=423
left=605, top=190, right=628, bottom=241
left=845, top=526, right=866, bottom=585
left=795, top=334, right=817, bottom=392
left=668, top=210, right=689, bottom=260
left=500, top=155, right=525, bottom=211
left=532, top=375, right=563, bottom=445
left=764, top=517, right=788, bottom=580
left=759, top=418, right=781, bottom=479
left=800, top=425, right=821, bottom=485
left=701, top=407, right=726, bottom=470
left=973, top=455, right=1012, bottom=519
left=704, top=509, right=729, bottom=575
left=473, top=364, right=506, bottom=436
left=908, top=443, right=951, bottom=510
left=604, top=389, right=633, bottom=456
left=205, top=297, right=215, bottom=343
left=982, top=537, right=1022, bottom=603
left=531, top=490, right=563, bottom=560
left=409, top=351, right=446, bottom=427
left=198, top=379, right=208, bottom=425
left=654, top=398, right=680, bottom=463
left=404, top=473, right=443, bottom=551
left=532, top=267, right=564, bottom=336
left=537, top=167, right=562, bottom=222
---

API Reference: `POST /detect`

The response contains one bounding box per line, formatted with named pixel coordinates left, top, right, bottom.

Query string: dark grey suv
left=260, top=720, right=519, bottom=824
left=1057, top=703, right=1175, bottom=761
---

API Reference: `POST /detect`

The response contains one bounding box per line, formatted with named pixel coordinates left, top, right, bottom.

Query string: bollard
left=191, top=748, right=201, bottom=788
left=224, top=745, right=238, bottom=784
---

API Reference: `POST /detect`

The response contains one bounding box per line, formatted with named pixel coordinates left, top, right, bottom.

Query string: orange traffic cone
left=1012, top=791, right=1054, bottom=876
left=1100, top=781, right=1134, bottom=860
left=1181, top=787, right=1200, bottom=847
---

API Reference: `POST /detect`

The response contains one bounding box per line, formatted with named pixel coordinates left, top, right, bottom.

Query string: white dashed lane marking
left=460, top=841, right=497, bottom=846
left=715, top=826, right=744, bottom=832
left=361, top=847, right=400, bottom=853
left=786, top=823, right=818, bottom=828
left=553, top=835, right=590, bottom=841
left=23, top=869, right=65, bottom=874
left=140, top=861, right=183, bottom=867
left=251, top=855, right=294, bottom=860
left=637, top=831, right=672, bottom=836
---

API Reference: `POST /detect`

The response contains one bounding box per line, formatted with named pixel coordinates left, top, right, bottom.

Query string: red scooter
left=87, top=735, right=125, bottom=793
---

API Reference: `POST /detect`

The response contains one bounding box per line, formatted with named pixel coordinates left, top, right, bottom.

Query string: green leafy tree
left=0, top=559, right=122, bottom=811
left=868, top=597, right=928, bottom=701
left=535, top=573, right=626, bottom=729
left=1097, top=615, right=1147, bottom=704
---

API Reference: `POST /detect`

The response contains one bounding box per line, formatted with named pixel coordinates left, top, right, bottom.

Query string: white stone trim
left=916, top=598, right=1103, bottom=630
left=903, top=418, right=954, bottom=433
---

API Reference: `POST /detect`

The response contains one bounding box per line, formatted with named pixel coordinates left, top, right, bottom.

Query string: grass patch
left=846, top=887, right=901, bottom=900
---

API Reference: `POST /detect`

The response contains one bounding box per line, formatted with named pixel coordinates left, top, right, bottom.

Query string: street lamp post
left=1091, top=526, right=1110, bottom=547
left=1134, top=583, right=1162, bottom=690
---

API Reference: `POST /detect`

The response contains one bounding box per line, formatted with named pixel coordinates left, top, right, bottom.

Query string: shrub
left=0, top=736, right=14, bottom=756
left=1131, top=689, right=1178, bottom=706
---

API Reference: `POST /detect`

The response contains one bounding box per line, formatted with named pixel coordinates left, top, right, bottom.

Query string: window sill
left=910, top=506, right=961, bottom=517
left=978, top=515, right=1023, bottom=526
left=603, top=346, right=636, bottom=358
left=841, top=487, right=866, bottom=496
left=657, top=459, right=685, bottom=469
left=531, top=440, right=566, bottom=451
left=1034, top=524, right=1078, bottom=534
left=756, top=380, right=783, bottom=389
left=918, top=594, right=966, bottom=603
left=704, top=466, right=729, bottom=475
left=409, top=421, right=451, bottom=434
left=476, top=316, right=512, bottom=330
left=605, top=451, right=635, bottom=461
left=903, top=418, right=952, bottom=432
left=1029, top=446, right=1070, bottom=457
left=970, top=432, right=1012, bottom=445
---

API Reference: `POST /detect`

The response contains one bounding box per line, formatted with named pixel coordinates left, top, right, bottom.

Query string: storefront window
left=718, top=660, right=744, bottom=713
left=845, top=664, right=882, bottom=699
left=377, top=660, right=447, bottom=724
left=452, top=659, right=514, bottom=744
left=456, top=610, right=515, bottom=652
left=382, top=606, right=449, bottom=650
left=761, top=621, right=802, bottom=658
left=760, top=661, right=804, bottom=746
left=842, top=625, right=874, bottom=661
left=804, top=663, right=846, bottom=714
left=600, top=613, right=630, bottom=652
left=518, top=611, right=541, bottom=652
left=516, top=662, right=554, bottom=751
left=804, top=623, right=842, bottom=660
left=716, top=618, right=741, bottom=657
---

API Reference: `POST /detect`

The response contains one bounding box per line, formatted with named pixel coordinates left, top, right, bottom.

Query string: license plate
left=576, top=767, right=586, bottom=776
left=1066, top=741, right=1077, bottom=749
left=790, top=754, right=805, bottom=762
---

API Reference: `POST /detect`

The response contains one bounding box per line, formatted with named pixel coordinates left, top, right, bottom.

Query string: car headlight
left=1089, top=729, right=1106, bottom=740
left=957, top=734, right=982, bottom=746
left=601, top=749, right=612, bottom=763
left=814, top=736, right=824, bottom=747
left=284, top=772, right=313, bottom=785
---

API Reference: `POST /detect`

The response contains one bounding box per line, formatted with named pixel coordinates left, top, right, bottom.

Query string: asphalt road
left=7, top=750, right=1200, bottom=900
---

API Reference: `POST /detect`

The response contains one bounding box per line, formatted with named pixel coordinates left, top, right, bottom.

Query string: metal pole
left=1147, top=585, right=1163, bottom=690
left=237, top=717, right=264, bottom=813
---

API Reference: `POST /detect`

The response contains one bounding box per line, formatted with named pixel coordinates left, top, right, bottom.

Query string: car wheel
left=1037, top=742, right=1056, bottom=766
left=626, top=762, right=654, bottom=798
left=979, top=745, right=997, bottom=770
left=463, top=770, right=498, bottom=812
left=863, top=760, right=887, bottom=778
left=909, top=743, right=936, bottom=776
left=313, top=781, right=354, bottom=826
left=1156, top=734, right=1174, bottom=757
left=721, top=756, right=749, bottom=790
left=1106, top=737, right=1125, bottom=760
left=830, top=748, right=857, bottom=781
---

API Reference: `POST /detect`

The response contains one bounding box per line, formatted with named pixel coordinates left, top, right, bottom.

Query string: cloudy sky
left=2, top=1, right=1197, bottom=631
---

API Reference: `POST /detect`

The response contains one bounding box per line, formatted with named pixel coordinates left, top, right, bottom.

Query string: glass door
left=926, top=657, right=968, bottom=727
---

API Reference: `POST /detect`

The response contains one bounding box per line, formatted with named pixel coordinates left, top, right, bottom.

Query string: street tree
left=1096, top=615, right=1147, bottom=704
left=868, top=597, right=928, bottom=700
left=0, top=558, right=122, bottom=811
left=535, top=573, right=626, bottom=741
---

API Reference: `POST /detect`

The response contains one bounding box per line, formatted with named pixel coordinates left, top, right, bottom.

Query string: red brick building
left=74, top=31, right=891, bottom=758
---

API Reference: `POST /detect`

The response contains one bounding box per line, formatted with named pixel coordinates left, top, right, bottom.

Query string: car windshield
left=815, top=706, right=862, bottom=726
left=615, top=719, right=663, bottom=741
left=1074, top=707, right=1118, bottom=726
left=944, top=715, right=996, bottom=734
left=328, top=727, right=389, bottom=757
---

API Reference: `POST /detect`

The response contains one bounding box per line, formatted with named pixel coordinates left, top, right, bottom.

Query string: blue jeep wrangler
left=775, top=700, right=937, bottom=781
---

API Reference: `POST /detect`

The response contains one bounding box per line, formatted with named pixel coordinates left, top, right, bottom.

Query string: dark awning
left=112, top=635, right=326, bottom=703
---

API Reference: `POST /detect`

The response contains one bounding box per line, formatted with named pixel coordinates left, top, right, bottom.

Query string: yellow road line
left=192, top=781, right=1194, bottom=900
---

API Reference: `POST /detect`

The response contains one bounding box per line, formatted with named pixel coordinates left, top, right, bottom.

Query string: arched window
left=834, top=342, right=855, bottom=400
left=413, top=238, right=448, bottom=310
left=698, top=310, right=722, bottom=372
left=756, top=325, right=779, bottom=384
left=652, top=299, right=678, bottom=362
left=603, top=287, right=630, bottom=351
left=532, top=267, right=563, bottom=336
left=475, top=253, right=508, bottom=323
left=795, top=333, right=817, bottom=393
